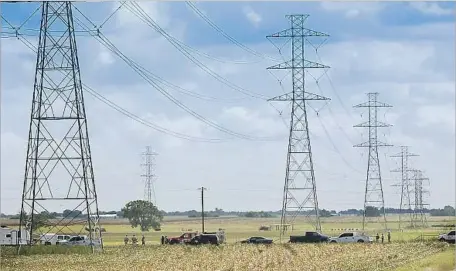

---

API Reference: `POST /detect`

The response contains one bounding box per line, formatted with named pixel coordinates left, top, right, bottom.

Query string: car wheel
left=330, top=240, right=336, bottom=243
left=357, top=240, right=364, bottom=243
left=439, top=238, right=446, bottom=242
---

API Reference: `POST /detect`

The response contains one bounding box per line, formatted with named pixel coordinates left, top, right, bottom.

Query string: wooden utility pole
left=198, top=187, right=207, bottom=233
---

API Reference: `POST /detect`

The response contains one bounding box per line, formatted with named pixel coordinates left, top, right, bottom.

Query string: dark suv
left=188, top=234, right=219, bottom=245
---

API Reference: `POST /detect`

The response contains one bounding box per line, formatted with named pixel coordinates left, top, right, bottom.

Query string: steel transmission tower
left=19, top=2, right=102, bottom=249
left=391, top=146, right=418, bottom=230
left=410, top=169, right=429, bottom=228
left=267, top=15, right=330, bottom=237
left=141, top=146, right=158, bottom=205
left=353, top=92, right=392, bottom=232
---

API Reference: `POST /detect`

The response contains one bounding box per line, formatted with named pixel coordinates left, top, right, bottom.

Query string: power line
left=6, top=13, right=280, bottom=143
left=185, top=1, right=280, bottom=62
left=11, top=31, right=231, bottom=143
left=69, top=15, right=278, bottom=141
left=122, top=2, right=269, bottom=100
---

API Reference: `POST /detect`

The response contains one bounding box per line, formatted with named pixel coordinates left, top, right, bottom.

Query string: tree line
left=2, top=205, right=454, bottom=220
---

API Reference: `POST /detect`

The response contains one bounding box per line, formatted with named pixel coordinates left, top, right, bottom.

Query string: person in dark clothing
left=387, top=231, right=391, bottom=243
left=375, top=233, right=379, bottom=242
left=131, top=234, right=138, bottom=246
left=381, top=233, right=384, bottom=243
left=141, top=235, right=145, bottom=246
left=161, top=235, right=165, bottom=245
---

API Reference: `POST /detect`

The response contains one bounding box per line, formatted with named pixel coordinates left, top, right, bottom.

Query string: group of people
left=124, top=234, right=146, bottom=246
left=375, top=231, right=391, bottom=243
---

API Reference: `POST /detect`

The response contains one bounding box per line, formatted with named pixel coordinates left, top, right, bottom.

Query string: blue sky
left=0, top=1, right=455, bottom=215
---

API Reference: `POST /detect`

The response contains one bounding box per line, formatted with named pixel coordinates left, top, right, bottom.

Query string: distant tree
left=443, top=206, right=455, bottom=216
left=62, top=209, right=82, bottom=218
left=19, top=212, right=51, bottom=231
left=365, top=206, right=380, bottom=217
left=243, top=211, right=274, bottom=218
left=121, top=200, right=163, bottom=232
left=319, top=209, right=332, bottom=217
left=430, top=206, right=456, bottom=217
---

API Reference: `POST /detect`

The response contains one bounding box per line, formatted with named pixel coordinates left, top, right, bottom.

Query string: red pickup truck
left=167, top=232, right=198, bottom=244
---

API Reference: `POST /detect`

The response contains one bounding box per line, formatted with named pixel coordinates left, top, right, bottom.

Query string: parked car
left=39, top=233, right=71, bottom=245
left=240, top=236, right=273, bottom=244
left=59, top=235, right=101, bottom=247
left=329, top=232, right=372, bottom=243
left=438, top=230, right=455, bottom=244
left=166, top=232, right=198, bottom=245
left=289, top=231, right=330, bottom=243
left=187, top=234, right=220, bottom=245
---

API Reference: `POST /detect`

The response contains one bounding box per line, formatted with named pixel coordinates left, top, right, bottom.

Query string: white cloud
left=1, top=2, right=454, bottom=215
left=242, top=6, right=262, bottom=27
left=409, top=2, right=454, bottom=16
left=416, top=104, right=455, bottom=133
left=320, top=2, right=384, bottom=19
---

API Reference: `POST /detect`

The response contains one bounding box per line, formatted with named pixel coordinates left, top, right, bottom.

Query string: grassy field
left=1, top=215, right=454, bottom=270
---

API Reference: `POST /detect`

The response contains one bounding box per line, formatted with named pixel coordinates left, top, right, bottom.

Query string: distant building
left=90, top=214, right=118, bottom=219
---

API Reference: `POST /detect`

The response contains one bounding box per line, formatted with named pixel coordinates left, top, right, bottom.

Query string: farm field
left=1, top=215, right=455, bottom=270
left=1, top=242, right=453, bottom=271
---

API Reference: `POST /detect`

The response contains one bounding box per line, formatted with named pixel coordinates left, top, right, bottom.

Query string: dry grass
left=1, top=242, right=451, bottom=271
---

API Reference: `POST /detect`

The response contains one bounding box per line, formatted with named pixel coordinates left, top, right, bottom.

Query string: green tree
left=443, top=205, right=455, bottom=216
left=121, top=200, right=163, bottom=232
left=20, top=211, right=51, bottom=231
left=365, top=206, right=380, bottom=217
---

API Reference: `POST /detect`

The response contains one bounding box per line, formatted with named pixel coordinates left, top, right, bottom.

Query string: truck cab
left=439, top=230, right=455, bottom=243
left=167, top=232, right=198, bottom=244
left=329, top=232, right=372, bottom=243
left=60, top=235, right=101, bottom=247
left=289, top=231, right=329, bottom=243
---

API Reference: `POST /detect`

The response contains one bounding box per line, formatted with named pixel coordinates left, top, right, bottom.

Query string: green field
left=1, top=215, right=454, bottom=271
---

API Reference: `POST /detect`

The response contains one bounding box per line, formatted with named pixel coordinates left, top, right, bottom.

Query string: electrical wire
left=13, top=33, right=232, bottom=143
left=2, top=25, right=249, bottom=102
left=185, top=1, right=281, bottom=62
left=118, top=2, right=263, bottom=65
left=122, top=2, right=268, bottom=100
left=71, top=15, right=279, bottom=141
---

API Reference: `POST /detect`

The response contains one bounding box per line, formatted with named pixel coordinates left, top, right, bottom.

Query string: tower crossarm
left=353, top=101, right=392, bottom=108
left=267, top=27, right=329, bottom=38
left=268, top=91, right=330, bottom=102
left=353, top=121, right=391, bottom=128
left=267, top=60, right=329, bottom=70
left=354, top=141, right=392, bottom=148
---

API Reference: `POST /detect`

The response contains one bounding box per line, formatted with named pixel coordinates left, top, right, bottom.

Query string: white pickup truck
left=59, top=235, right=102, bottom=247
left=39, top=233, right=71, bottom=245
left=438, top=230, right=455, bottom=243
left=329, top=232, right=373, bottom=243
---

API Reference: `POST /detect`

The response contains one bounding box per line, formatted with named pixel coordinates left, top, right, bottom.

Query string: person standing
left=132, top=234, right=138, bottom=246
left=141, top=235, right=145, bottom=246
left=376, top=233, right=379, bottom=243
left=161, top=235, right=165, bottom=245
left=387, top=231, right=391, bottom=243
left=124, top=235, right=129, bottom=245
left=381, top=233, right=384, bottom=243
